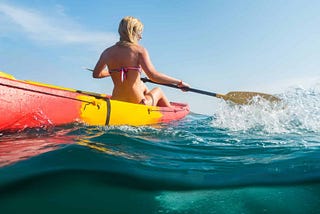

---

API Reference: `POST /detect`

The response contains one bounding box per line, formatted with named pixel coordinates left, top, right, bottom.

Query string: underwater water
left=1, top=85, right=320, bottom=214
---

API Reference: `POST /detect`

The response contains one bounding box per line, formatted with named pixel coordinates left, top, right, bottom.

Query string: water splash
left=212, top=85, right=320, bottom=134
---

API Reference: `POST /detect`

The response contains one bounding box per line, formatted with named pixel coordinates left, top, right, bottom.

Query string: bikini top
left=109, top=66, right=142, bottom=82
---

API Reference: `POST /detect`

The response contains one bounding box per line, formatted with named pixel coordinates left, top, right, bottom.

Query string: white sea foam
left=211, top=84, right=320, bottom=134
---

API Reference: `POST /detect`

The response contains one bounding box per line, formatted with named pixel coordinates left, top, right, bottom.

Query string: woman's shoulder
left=134, top=44, right=148, bottom=55
left=102, top=43, right=147, bottom=57
left=104, top=44, right=117, bottom=52
left=100, top=45, right=118, bottom=56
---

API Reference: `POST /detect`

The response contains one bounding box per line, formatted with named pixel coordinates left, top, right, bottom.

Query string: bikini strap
left=110, top=66, right=142, bottom=82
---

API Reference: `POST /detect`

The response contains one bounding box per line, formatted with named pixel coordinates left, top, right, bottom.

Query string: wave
left=1, top=89, right=320, bottom=190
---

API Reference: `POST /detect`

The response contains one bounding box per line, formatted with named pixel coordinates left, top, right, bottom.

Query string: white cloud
left=0, top=3, right=117, bottom=46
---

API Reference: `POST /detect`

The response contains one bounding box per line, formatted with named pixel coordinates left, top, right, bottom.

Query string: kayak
left=0, top=71, right=190, bottom=132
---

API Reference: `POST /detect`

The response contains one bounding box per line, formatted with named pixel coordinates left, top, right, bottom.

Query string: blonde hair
left=118, top=16, right=143, bottom=45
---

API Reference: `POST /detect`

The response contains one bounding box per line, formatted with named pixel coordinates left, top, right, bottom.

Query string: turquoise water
left=1, top=86, right=320, bottom=213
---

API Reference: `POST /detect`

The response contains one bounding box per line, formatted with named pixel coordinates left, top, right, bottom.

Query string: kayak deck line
left=0, top=82, right=98, bottom=105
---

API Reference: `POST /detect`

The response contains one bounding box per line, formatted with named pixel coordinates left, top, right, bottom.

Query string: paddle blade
left=218, top=91, right=281, bottom=105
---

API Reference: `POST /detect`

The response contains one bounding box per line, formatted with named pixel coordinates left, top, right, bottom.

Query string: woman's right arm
left=93, top=52, right=111, bottom=78
left=139, top=47, right=190, bottom=88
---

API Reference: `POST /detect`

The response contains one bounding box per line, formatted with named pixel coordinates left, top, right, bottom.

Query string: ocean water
left=1, top=86, right=320, bottom=214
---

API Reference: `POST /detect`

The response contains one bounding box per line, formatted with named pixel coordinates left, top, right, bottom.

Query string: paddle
left=140, top=78, right=280, bottom=105
left=85, top=68, right=280, bottom=104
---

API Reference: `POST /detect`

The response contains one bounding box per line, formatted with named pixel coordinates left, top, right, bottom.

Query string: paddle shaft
left=140, top=78, right=218, bottom=97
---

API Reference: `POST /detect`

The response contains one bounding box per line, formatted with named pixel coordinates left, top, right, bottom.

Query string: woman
left=93, top=16, right=189, bottom=107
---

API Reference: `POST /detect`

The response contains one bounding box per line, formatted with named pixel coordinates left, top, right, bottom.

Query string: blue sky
left=1, top=0, right=319, bottom=114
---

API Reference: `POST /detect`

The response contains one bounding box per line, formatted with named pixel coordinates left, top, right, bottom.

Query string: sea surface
left=1, top=86, right=320, bottom=214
